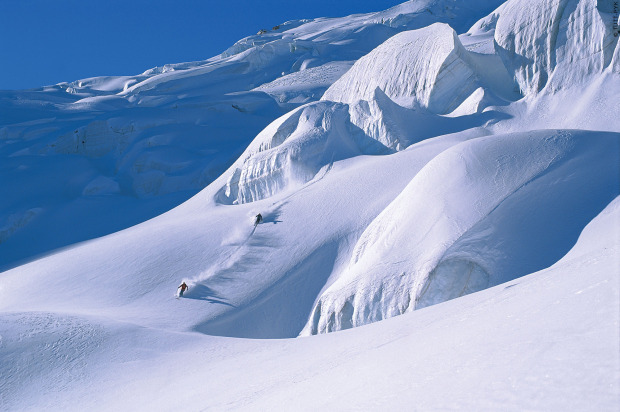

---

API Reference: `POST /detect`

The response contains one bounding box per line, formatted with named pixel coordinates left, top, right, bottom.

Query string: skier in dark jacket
left=254, top=213, right=263, bottom=227
left=178, top=282, right=189, bottom=297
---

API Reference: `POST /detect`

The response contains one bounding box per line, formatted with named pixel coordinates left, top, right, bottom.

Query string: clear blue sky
left=0, top=0, right=402, bottom=90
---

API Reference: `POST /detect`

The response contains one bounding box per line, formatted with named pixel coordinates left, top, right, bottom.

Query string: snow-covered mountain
left=1, top=0, right=618, bottom=410
left=0, top=0, right=506, bottom=271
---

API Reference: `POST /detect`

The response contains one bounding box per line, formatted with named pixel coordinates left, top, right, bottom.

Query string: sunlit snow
left=0, top=0, right=618, bottom=410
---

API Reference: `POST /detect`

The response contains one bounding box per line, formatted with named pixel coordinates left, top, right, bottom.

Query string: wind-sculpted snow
left=302, top=130, right=620, bottom=335
left=0, top=0, right=506, bottom=270
left=494, top=0, right=619, bottom=95
left=321, top=23, right=517, bottom=149
left=234, top=19, right=517, bottom=188
left=1, top=1, right=619, bottom=408
left=222, top=101, right=388, bottom=204
left=323, top=24, right=479, bottom=114
left=253, top=61, right=354, bottom=106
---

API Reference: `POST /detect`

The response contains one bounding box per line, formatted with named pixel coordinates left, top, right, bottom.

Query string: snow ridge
left=302, top=130, right=619, bottom=335
left=323, top=23, right=479, bottom=114
left=0, top=1, right=619, bottom=409
left=222, top=101, right=388, bottom=204
left=494, top=0, right=619, bottom=95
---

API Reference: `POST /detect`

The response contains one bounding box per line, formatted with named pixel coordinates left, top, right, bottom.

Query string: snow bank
left=302, top=130, right=620, bottom=335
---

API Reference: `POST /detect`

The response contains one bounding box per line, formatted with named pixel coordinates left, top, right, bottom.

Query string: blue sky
left=0, top=0, right=402, bottom=90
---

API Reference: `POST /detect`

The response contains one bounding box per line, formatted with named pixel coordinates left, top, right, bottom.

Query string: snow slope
left=323, top=23, right=483, bottom=113
left=302, top=130, right=619, bottom=334
left=0, top=0, right=506, bottom=271
left=1, top=0, right=619, bottom=410
left=1, top=196, right=617, bottom=411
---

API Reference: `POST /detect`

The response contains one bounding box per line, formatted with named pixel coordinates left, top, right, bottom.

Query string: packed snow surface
left=1, top=0, right=618, bottom=410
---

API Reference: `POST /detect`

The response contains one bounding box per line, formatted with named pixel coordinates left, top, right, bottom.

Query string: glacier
left=0, top=0, right=618, bottom=410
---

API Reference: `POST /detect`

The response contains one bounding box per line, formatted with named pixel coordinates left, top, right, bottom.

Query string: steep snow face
left=494, top=0, right=619, bottom=95
left=345, top=88, right=423, bottom=150
left=321, top=22, right=517, bottom=149
left=222, top=101, right=388, bottom=204
left=323, top=23, right=479, bottom=114
left=558, top=195, right=620, bottom=260
left=302, top=130, right=620, bottom=335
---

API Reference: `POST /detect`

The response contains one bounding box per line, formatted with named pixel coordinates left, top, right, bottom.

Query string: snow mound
left=494, top=0, right=619, bottom=95
left=221, top=101, right=388, bottom=204
left=323, top=23, right=480, bottom=114
left=320, top=22, right=516, bottom=149
left=302, top=130, right=620, bottom=335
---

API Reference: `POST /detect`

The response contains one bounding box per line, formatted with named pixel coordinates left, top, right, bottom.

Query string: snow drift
left=221, top=101, right=389, bottom=204
left=0, top=0, right=506, bottom=270
left=302, top=130, right=619, bottom=334
left=0, top=0, right=619, bottom=409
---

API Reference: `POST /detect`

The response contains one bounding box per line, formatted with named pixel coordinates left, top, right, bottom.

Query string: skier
left=254, top=213, right=263, bottom=227
left=177, top=282, right=189, bottom=297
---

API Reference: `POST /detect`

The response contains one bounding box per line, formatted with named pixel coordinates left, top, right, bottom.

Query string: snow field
left=303, top=130, right=619, bottom=334
left=1, top=197, right=617, bottom=410
left=0, top=0, right=618, bottom=409
left=0, top=0, right=504, bottom=272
